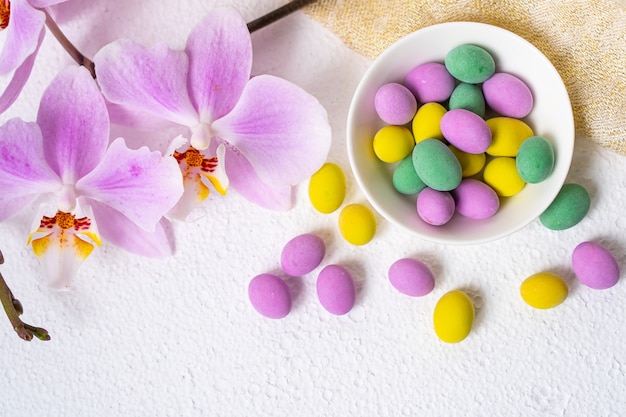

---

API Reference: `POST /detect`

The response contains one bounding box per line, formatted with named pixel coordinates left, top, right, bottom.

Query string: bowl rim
left=346, top=21, right=575, bottom=245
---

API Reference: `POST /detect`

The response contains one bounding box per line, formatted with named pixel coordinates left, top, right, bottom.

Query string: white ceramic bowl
left=347, top=22, right=574, bottom=245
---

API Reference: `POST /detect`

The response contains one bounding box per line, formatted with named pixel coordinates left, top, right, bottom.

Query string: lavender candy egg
left=452, top=179, right=500, bottom=219
left=572, top=241, right=621, bottom=289
left=388, top=258, right=435, bottom=297
left=280, top=233, right=326, bottom=276
left=374, top=82, right=418, bottom=125
left=483, top=72, right=534, bottom=118
left=417, top=187, right=455, bottom=226
left=248, top=274, right=292, bottom=319
left=317, top=264, right=356, bottom=315
left=405, top=62, right=456, bottom=103
left=440, top=109, right=492, bottom=154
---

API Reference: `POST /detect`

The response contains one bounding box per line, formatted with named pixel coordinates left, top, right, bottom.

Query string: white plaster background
left=0, top=1, right=625, bottom=416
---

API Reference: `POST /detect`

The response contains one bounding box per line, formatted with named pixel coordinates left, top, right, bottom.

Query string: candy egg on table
left=280, top=233, right=326, bottom=277
left=520, top=272, right=568, bottom=309
left=309, top=162, right=346, bottom=214
left=248, top=274, right=292, bottom=319
left=316, top=264, right=357, bottom=315
left=572, top=241, right=621, bottom=289
left=388, top=258, right=435, bottom=297
left=433, top=290, right=475, bottom=343
left=338, top=203, right=377, bottom=245
left=540, top=183, right=590, bottom=230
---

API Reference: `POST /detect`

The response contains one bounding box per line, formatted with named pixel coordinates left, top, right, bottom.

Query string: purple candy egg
left=572, top=241, right=620, bottom=289
left=405, top=62, right=455, bottom=103
left=483, top=72, right=534, bottom=118
left=440, top=109, right=492, bottom=154
left=388, top=258, right=435, bottom=297
left=452, top=179, right=500, bottom=219
left=316, top=264, right=356, bottom=315
left=374, top=82, right=418, bottom=125
left=281, top=233, right=326, bottom=276
left=248, top=274, right=292, bottom=319
left=417, top=187, right=455, bottom=226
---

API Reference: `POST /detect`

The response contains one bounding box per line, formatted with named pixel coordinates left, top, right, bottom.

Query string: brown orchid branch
left=0, top=250, right=50, bottom=341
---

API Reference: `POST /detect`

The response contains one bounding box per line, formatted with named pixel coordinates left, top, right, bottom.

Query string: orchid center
left=0, top=0, right=10, bottom=30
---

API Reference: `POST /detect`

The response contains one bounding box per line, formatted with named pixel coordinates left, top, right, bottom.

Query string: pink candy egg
left=316, top=264, right=356, bottom=315
left=483, top=72, right=534, bottom=118
left=405, top=62, right=455, bottom=103
left=280, top=233, right=325, bottom=276
left=374, top=82, right=418, bottom=125
left=417, top=187, right=455, bottom=226
left=440, top=109, right=492, bottom=154
left=388, top=258, right=435, bottom=297
left=248, top=274, right=292, bottom=319
left=452, top=179, right=500, bottom=219
left=572, top=241, right=620, bottom=289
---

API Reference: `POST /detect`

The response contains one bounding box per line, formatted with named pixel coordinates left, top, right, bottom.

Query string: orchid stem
left=0, top=250, right=50, bottom=342
left=247, top=0, right=318, bottom=33
left=43, top=9, right=96, bottom=78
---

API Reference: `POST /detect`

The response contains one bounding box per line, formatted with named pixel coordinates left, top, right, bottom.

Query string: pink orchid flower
left=0, top=0, right=69, bottom=114
left=0, top=66, right=184, bottom=289
left=94, top=6, right=331, bottom=217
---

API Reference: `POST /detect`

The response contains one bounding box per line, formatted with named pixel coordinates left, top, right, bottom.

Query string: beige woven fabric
left=306, top=0, right=626, bottom=155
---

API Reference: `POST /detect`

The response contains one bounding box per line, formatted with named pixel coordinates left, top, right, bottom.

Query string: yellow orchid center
left=0, top=0, right=10, bottom=30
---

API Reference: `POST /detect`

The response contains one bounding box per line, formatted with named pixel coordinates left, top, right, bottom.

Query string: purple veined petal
left=75, top=138, right=183, bottom=232
left=185, top=6, right=252, bottom=122
left=212, top=75, right=331, bottom=189
left=0, top=0, right=45, bottom=74
left=0, top=118, right=61, bottom=220
left=87, top=199, right=175, bottom=258
left=213, top=141, right=292, bottom=211
left=37, top=66, right=110, bottom=183
left=27, top=0, right=70, bottom=8
left=94, top=39, right=199, bottom=127
left=105, top=101, right=182, bottom=131
left=0, top=26, right=44, bottom=114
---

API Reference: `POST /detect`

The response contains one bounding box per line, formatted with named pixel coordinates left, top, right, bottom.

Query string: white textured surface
left=1, top=1, right=625, bottom=416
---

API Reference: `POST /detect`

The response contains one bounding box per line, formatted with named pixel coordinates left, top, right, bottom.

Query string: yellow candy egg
left=308, top=162, right=346, bottom=214
left=372, top=125, right=415, bottom=163
left=483, top=157, right=526, bottom=197
left=520, top=272, right=568, bottom=309
left=412, top=102, right=447, bottom=143
left=433, top=290, right=475, bottom=343
left=338, top=204, right=376, bottom=245
left=449, top=145, right=486, bottom=177
left=486, top=117, right=534, bottom=156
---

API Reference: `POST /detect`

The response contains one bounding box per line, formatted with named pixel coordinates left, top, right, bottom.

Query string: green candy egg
left=516, top=136, right=555, bottom=183
left=540, top=183, right=590, bottom=230
left=412, top=139, right=462, bottom=192
left=448, top=83, right=485, bottom=117
left=445, top=44, right=495, bottom=84
left=393, top=155, right=427, bottom=195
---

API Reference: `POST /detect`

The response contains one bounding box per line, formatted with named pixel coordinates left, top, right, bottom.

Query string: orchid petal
left=167, top=171, right=210, bottom=221
left=28, top=0, right=70, bottom=8
left=216, top=142, right=292, bottom=211
left=37, top=66, right=110, bottom=183
left=0, top=27, right=43, bottom=113
left=0, top=118, right=61, bottom=220
left=212, top=75, right=331, bottom=189
left=185, top=6, right=251, bottom=121
left=94, top=39, right=199, bottom=127
left=76, top=138, right=183, bottom=231
left=0, top=0, right=44, bottom=74
left=88, top=200, right=175, bottom=258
